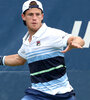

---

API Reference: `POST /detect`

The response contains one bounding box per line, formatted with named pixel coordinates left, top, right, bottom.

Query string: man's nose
left=32, top=14, right=37, bottom=20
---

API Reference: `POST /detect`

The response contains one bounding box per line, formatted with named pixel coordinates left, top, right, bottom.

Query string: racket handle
left=0, top=56, right=4, bottom=65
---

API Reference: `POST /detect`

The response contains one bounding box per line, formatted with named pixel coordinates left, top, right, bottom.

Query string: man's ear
left=41, top=13, right=44, bottom=20
left=41, top=13, right=44, bottom=23
left=21, top=14, right=25, bottom=21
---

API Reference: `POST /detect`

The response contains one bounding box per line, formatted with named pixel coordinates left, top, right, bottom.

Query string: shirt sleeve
left=54, top=30, right=72, bottom=50
left=18, top=44, right=27, bottom=60
left=61, top=32, right=72, bottom=47
left=57, top=30, right=72, bottom=48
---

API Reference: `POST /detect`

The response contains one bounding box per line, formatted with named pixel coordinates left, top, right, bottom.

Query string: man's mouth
left=32, top=22, right=37, bottom=24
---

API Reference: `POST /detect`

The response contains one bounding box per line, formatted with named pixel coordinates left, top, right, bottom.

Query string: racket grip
left=0, top=56, right=4, bottom=65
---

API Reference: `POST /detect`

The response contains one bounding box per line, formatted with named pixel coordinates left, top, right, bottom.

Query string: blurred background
left=0, top=0, right=90, bottom=100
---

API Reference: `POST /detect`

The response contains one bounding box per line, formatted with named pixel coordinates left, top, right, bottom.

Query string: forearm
left=71, top=36, right=85, bottom=47
left=68, top=36, right=85, bottom=48
left=61, top=36, right=85, bottom=53
left=0, top=54, right=26, bottom=66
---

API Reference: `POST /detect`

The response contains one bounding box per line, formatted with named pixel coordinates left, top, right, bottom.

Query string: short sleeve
left=18, top=44, right=27, bottom=60
left=61, top=32, right=72, bottom=47
left=56, top=29, right=72, bottom=48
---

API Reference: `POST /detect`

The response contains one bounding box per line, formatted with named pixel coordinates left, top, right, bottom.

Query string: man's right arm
left=0, top=54, right=26, bottom=66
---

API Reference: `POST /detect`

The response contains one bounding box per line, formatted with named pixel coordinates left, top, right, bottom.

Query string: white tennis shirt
left=18, top=23, right=73, bottom=95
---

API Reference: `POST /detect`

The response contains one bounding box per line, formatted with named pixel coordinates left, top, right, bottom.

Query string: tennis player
left=0, top=0, right=85, bottom=100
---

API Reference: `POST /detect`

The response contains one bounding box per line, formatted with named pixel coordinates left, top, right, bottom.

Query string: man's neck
left=28, top=23, right=43, bottom=36
left=28, top=29, right=37, bottom=42
left=28, top=24, right=43, bottom=42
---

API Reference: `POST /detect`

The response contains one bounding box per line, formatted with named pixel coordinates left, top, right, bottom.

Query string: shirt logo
left=36, top=41, right=41, bottom=46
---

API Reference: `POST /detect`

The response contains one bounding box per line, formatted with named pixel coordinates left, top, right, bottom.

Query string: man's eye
left=36, top=13, right=40, bottom=16
left=28, top=13, right=33, bottom=16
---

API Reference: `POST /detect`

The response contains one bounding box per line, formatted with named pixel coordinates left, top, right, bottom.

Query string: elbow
left=78, top=36, right=85, bottom=47
left=19, top=60, right=26, bottom=65
left=82, top=39, right=85, bottom=47
left=21, top=61, right=26, bottom=65
left=69, top=36, right=85, bottom=47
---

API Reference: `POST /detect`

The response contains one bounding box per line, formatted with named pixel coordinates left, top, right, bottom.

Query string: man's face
left=22, top=8, right=44, bottom=32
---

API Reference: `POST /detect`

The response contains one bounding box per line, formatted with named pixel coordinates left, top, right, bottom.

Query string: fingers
left=61, top=46, right=70, bottom=53
left=71, top=42, right=83, bottom=48
left=61, top=42, right=83, bottom=53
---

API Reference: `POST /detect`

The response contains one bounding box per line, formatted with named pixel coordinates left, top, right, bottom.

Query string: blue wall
left=0, top=0, right=90, bottom=100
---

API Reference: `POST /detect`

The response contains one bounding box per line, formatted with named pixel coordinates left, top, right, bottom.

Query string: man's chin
left=31, top=27, right=39, bottom=32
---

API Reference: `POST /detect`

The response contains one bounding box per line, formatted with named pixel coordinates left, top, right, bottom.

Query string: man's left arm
left=61, top=36, right=85, bottom=53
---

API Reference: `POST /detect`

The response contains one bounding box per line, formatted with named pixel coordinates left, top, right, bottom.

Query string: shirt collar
left=32, top=23, right=47, bottom=38
left=23, top=23, right=47, bottom=44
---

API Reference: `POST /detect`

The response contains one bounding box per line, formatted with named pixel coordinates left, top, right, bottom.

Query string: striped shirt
left=18, top=23, right=73, bottom=95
